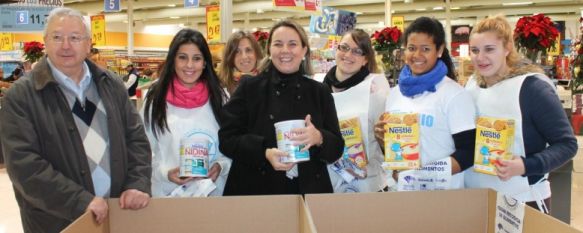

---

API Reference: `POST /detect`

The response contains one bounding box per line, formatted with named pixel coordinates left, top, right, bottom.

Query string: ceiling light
left=502, top=2, right=533, bottom=6
left=415, top=8, right=426, bottom=11
left=167, top=4, right=176, bottom=7
left=433, top=6, right=444, bottom=10
left=450, top=7, right=461, bottom=10
left=257, top=9, right=264, bottom=14
left=170, top=16, right=180, bottom=19
left=355, top=12, right=363, bottom=15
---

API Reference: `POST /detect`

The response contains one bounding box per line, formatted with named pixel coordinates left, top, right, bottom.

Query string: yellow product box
left=339, top=117, right=367, bottom=168
left=382, top=113, right=420, bottom=170
left=473, top=116, right=515, bottom=175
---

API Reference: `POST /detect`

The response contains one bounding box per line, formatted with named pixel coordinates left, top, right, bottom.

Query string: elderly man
left=0, top=7, right=151, bottom=233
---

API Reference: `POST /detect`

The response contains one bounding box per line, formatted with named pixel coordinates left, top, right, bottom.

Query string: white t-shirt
left=386, top=77, right=476, bottom=188
left=141, top=100, right=232, bottom=197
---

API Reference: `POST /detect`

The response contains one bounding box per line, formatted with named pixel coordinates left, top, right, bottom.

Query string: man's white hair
left=43, top=7, right=91, bottom=38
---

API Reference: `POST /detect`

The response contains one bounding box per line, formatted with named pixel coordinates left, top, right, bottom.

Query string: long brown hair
left=218, top=31, right=263, bottom=94
left=144, top=29, right=227, bottom=138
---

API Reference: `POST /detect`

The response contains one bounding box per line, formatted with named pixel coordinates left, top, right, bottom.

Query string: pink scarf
left=166, top=77, right=209, bottom=108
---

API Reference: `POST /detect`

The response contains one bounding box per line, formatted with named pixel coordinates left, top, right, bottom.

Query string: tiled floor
left=0, top=142, right=582, bottom=233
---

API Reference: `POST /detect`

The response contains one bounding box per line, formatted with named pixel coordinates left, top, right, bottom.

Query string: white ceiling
left=64, top=0, right=583, bottom=30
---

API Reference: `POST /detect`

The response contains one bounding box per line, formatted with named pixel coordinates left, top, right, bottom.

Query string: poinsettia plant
left=514, top=14, right=559, bottom=61
left=252, top=31, right=269, bottom=55
left=371, top=26, right=402, bottom=55
left=371, top=26, right=403, bottom=80
left=23, top=41, right=45, bottom=64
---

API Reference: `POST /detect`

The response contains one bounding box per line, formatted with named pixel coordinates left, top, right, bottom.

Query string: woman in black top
left=219, top=19, right=344, bottom=195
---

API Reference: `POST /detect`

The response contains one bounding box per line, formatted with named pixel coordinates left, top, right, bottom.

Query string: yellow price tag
left=206, top=5, right=221, bottom=43
left=0, top=33, right=14, bottom=51
left=91, top=15, right=106, bottom=46
left=548, top=35, right=560, bottom=56
left=392, top=16, right=405, bottom=32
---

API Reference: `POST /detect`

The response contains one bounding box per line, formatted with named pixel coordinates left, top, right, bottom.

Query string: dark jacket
left=126, top=68, right=139, bottom=97
left=219, top=66, right=344, bottom=195
left=0, top=57, right=152, bottom=233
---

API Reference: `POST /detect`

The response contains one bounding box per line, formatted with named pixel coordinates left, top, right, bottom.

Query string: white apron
left=327, top=74, right=388, bottom=192
left=465, top=74, right=552, bottom=208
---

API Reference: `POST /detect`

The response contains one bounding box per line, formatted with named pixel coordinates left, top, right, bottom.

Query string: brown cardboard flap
left=306, top=189, right=490, bottom=233
left=523, top=205, right=583, bottom=233
left=105, top=195, right=308, bottom=233
left=300, top=195, right=318, bottom=233
left=61, top=211, right=108, bottom=233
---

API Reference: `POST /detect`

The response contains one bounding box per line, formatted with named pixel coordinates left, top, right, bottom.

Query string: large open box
left=305, top=189, right=582, bottom=233
left=62, top=195, right=315, bottom=233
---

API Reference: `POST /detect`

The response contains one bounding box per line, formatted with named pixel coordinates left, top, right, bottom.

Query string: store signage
left=273, top=0, right=320, bottom=13
left=309, top=7, right=356, bottom=36
left=104, top=0, right=120, bottom=12
left=392, top=16, right=404, bottom=32
left=0, top=3, right=59, bottom=32
left=0, top=33, right=14, bottom=51
left=184, top=0, right=199, bottom=8
left=91, top=15, right=106, bottom=46
left=0, top=50, right=22, bottom=61
left=548, top=34, right=560, bottom=56
left=206, top=5, right=220, bottom=43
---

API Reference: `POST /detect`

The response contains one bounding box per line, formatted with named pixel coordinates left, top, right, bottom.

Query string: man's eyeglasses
left=49, top=34, right=88, bottom=44
left=337, top=44, right=365, bottom=56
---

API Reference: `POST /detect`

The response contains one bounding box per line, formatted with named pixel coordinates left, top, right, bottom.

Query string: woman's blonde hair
left=218, top=31, right=264, bottom=94
left=470, top=14, right=542, bottom=86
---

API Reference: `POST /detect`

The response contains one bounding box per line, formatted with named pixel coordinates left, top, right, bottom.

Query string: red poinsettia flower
left=371, top=26, right=402, bottom=54
left=251, top=31, right=269, bottom=54
left=514, top=13, right=559, bottom=54
left=23, top=41, right=45, bottom=63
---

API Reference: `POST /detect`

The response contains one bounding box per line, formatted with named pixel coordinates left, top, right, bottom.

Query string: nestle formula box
left=305, top=189, right=581, bottom=233
left=63, top=195, right=315, bottom=233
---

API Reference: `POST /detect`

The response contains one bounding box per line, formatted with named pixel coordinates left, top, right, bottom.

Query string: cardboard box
left=62, top=195, right=316, bottom=233
left=305, top=189, right=582, bottom=233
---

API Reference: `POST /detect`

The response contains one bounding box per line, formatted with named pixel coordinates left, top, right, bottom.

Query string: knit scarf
left=323, top=66, right=370, bottom=90
left=166, top=77, right=209, bottom=108
left=398, top=60, right=447, bottom=97
left=233, top=68, right=258, bottom=82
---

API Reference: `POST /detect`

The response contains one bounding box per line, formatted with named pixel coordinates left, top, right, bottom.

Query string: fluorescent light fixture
left=502, top=2, right=533, bottom=6
left=170, top=16, right=180, bottom=19
left=450, top=7, right=461, bottom=10
left=415, top=8, right=426, bottom=11
left=433, top=6, right=444, bottom=10
left=167, top=4, right=176, bottom=7
left=355, top=12, right=363, bottom=15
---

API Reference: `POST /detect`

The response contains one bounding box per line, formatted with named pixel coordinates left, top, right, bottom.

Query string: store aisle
left=0, top=141, right=582, bottom=233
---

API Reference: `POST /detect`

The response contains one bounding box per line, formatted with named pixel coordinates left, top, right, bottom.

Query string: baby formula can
left=179, top=138, right=210, bottom=177
left=274, top=120, right=310, bottom=163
